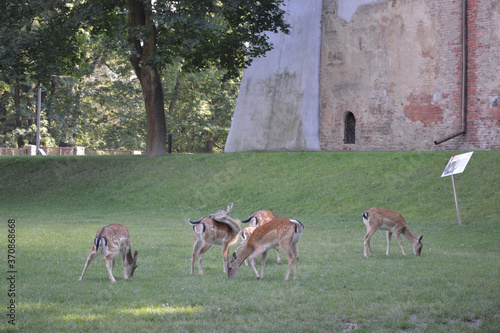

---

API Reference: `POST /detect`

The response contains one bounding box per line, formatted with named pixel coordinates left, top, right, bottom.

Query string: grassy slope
left=1, top=151, right=499, bottom=332
left=2, top=151, right=497, bottom=221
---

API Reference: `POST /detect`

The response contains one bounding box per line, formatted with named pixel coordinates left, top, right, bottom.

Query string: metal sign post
left=450, top=174, right=462, bottom=225
left=36, top=85, right=46, bottom=156
left=441, top=152, right=474, bottom=225
left=36, top=84, right=41, bottom=153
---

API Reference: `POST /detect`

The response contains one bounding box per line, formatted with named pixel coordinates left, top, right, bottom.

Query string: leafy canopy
left=0, top=1, right=89, bottom=81
left=74, top=0, right=290, bottom=79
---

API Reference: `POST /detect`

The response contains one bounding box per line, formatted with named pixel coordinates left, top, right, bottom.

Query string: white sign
left=441, top=152, right=474, bottom=177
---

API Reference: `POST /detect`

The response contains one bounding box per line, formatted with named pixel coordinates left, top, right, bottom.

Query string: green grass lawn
left=1, top=151, right=499, bottom=332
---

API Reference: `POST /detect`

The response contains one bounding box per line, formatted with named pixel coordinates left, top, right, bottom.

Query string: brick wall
left=319, top=0, right=499, bottom=151
left=465, top=0, right=500, bottom=149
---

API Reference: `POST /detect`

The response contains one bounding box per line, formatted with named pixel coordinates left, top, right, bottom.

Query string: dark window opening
left=344, top=112, right=356, bottom=144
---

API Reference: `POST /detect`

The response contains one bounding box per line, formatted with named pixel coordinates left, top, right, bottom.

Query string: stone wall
left=320, top=0, right=500, bottom=151
left=0, top=146, right=142, bottom=156
left=466, top=0, right=500, bottom=149
left=224, top=0, right=499, bottom=152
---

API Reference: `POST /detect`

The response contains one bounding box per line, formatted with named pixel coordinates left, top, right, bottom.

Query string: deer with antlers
left=362, top=207, right=423, bottom=258
left=189, top=203, right=241, bottom=275
left=228, top=217, right=304, bottom=280
left=79, top=224, right=138, bottom=282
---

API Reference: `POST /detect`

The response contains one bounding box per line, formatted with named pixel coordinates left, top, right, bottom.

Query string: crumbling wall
left=320, top=0, right=500, bottom=151
left=466, top=0, right=500, bottom=149
left=225, top=0, right=499, bottom=152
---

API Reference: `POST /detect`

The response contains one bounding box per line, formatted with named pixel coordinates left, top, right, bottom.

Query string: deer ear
left=418, top=235, right=423, bottom=242
left=227, top=203, right=234, bottom=213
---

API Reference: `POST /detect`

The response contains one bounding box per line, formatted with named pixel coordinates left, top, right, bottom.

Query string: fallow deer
left=79, top=224, right=138, bottom=282
left=228, top=217, right=304, bottom=280
left=241, top=210, right=281, bottom=263
left=362, top=207, right=423, bottom=258
left=189, top=203, right=241, bottom=275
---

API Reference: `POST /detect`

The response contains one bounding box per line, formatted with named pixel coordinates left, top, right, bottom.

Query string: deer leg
left=275, top=246, right=282, bottom=264
left=386, top=231, right=393, bottom=256
left=222, top=243, right=230, bottom=273
left=196, top=243, right=212, bottom=276
left=259, top=250, right=270, bottom=279
left=248, top=252, right=262, bottom=279
left=248, top=257, right=256, bottom=268
left=280, top=242, right=295, bottom=281
left=290, top=242, right=300, bottom=280
left=190, top=240, right=203, bottom=276
left=395, top=232, right=407, bottom=256
left=104, top=255, right=117, bottom=282
left=364, top=228, right=377, bottom=258
left=79, top=250, right=97, bottom=281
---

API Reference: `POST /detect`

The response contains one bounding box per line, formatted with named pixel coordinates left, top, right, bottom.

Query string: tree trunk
left=139, top=66, right=166, bottom=157
left=128, top=0, right=166, bottom=157
left=14, top=82, right=24, bottom=148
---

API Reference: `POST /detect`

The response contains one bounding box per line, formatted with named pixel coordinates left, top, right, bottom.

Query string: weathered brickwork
left=320, top=0, right=500, bottom=151
left=465, top=0, right=500, bottom=149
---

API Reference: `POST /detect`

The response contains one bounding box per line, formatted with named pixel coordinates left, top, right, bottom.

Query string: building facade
left=225, top=0, right=500, bottom=152
left=320, top=0, right=500, bottom=151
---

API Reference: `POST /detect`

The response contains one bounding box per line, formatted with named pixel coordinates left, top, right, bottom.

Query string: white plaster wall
left=224, top=0, right=322, bottom=152
left=338, top=0, right=387, bottom=22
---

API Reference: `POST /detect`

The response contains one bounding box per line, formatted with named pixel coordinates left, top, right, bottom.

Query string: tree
left=0, top=32, right=235, bottom=152
left=163, top=62, right=239, bottom=152
left=0, top=0, right=88, bottom=147
left=1, top=1, right=289, bottom=156
left=75, top=0, right=289, bottom=156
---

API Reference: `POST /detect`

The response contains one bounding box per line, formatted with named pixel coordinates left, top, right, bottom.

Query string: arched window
left=344, top=112, right=356, bottom=144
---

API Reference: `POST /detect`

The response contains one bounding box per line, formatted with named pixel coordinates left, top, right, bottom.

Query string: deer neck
left=236, top=245, right=254, bottom=266
left=402, top=227, right=418, bottom=245
left=124, top=248, right=134, bottom=264
left=217, top=216, right=241, bottom=234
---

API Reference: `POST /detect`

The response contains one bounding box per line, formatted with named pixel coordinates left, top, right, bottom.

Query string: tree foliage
left=0, top=1, right=88, bottom=81
left=80, top=0, right=289, bottom=156
left=0, top=0, right=89, bottom=147
left=151, top=0, right=289, bottom=77
left=0, top=0, right=289, bottom=155
left=0, top=58, right=237, bottom=152
left=164, top=63, right=239, bottom=152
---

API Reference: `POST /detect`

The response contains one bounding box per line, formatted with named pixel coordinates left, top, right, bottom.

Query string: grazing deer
left=228, top=217, right=304, bottom=280
left=189, top=203, right=241, bottom=275
left=362, top=207, right=423, bottom=258
left=235, top=227, right=257, bottom=266
left=79, top=224, right=138, bottom=282
left=241, top=210, right=281, bottom=263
